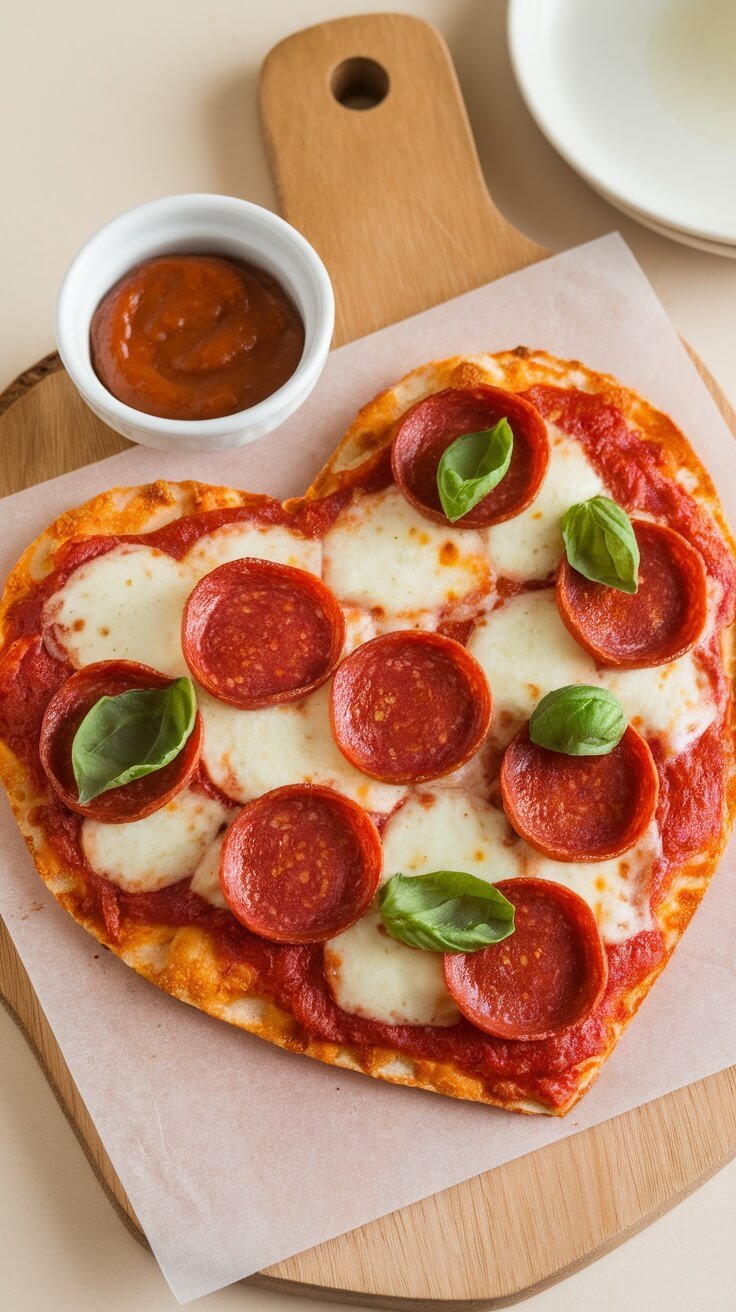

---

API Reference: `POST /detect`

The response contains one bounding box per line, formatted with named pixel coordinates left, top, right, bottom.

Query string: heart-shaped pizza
left=1, top=349, right=734, bottom=1116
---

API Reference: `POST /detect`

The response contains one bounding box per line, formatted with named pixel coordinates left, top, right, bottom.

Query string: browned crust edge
left=1, top=350, right=735, bottom=1118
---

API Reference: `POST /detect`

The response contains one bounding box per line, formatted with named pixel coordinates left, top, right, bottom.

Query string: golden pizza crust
left=1, top=350, right=735, bottom=1117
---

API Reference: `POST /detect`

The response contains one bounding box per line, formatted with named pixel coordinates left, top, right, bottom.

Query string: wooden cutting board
left=2, top=13, right=736, bottom=1307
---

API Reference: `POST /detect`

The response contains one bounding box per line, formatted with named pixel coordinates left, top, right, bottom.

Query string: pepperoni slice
left=182, top=558, right=345, bottom=709
left=556, top=520, right=707, bottom=668
left=443, top=877, right=608, bottom=1041
left=391, top=386, right=549, bottom=527
left=500, top=723, right=658, bottom=861
left=330, top=631, right=491, bottom=785
left=219, top=784, right=382, bottom=943
left=39, top=660, right=202, bottom=822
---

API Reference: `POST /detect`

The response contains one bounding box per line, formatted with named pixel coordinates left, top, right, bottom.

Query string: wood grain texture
left=260, top=12, right=545, bottom=345
left=0, top=366, right=130, bottom=496
left=1, top=12, right=735, bottom=1307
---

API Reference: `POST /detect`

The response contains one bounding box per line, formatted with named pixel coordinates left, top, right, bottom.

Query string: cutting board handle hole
left=330, top=57, right=389, bottom=111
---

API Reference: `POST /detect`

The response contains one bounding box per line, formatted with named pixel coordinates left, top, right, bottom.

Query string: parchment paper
left=1, top=235, right=736, bottom=1303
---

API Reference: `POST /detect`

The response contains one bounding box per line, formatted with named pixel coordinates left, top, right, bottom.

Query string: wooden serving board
left=2, top=13, right=736, bottom=1307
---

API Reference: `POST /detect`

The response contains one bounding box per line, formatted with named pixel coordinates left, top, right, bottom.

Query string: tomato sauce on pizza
left=0, top=348, right=734, bottom=1117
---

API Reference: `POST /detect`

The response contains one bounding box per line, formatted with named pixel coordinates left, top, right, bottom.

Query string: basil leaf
left=378, top=870, right=515, bottom=953
left=529, top=684, right=627, bottom=756
left=561, top=495, right=640, bottom=594
left=437, top=419, right=514, bottom=523
left=72, top=677, right=197, bottom=804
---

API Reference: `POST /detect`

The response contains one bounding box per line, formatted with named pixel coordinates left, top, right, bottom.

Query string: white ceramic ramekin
left=56, top=194, right=334, bottom=453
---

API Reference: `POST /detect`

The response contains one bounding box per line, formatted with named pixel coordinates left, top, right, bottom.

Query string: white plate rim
left=507, top=0, right=736, bottom=247
left=593, top=189, right=736, bottom=259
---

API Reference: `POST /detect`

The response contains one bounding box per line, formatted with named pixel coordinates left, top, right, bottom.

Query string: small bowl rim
left=55, top=192, right=335, bottom=440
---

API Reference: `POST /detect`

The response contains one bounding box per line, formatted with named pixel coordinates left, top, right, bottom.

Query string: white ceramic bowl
left=56, top=194, right=335, bottom=452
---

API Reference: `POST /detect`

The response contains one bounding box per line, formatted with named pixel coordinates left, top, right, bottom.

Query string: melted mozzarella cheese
left=324, top=912, right=459, bottom=1027
left=483, top=426, right=604, bottom=580
left=190, top=831, right=229, bottom=908
left=342, top=606, right=378, bottom=654
left=184, top=522, right=321, bottom=581
left=603, top=660, right=716, bottom=754
left=199, top=683, right=405, bottom=814
left=469, top=590, right=592, bottom=742
left=382, top=788, right=515, bottom=884
left=322, top=486, right=492, bottom=616
left=526, top=826, right=660, bottom=943
left=42, top=543, right=191, bottom=676
left=329, top=781, right=659, bottom=1027
left=469, top=589, right=715, bottom=753
left=81, top=790, right=230, bottom=894
left=381, top=789, right=656, bottom=945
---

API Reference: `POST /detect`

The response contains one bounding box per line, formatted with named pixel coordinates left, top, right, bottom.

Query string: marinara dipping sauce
left=90, top=254, right=305, bottom=421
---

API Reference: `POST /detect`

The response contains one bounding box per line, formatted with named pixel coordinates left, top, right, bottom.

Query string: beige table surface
left=3, top=2, right=736, bottom=1309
